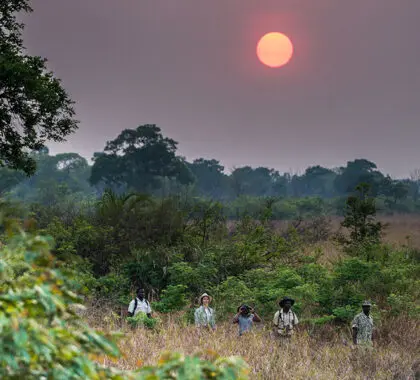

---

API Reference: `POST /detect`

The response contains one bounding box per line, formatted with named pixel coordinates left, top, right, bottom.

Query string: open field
left=270, top=215, right=420, bottom=248
left=90, top=315, right=419, bottom=380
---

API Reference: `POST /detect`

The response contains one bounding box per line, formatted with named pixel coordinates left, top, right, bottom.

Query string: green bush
left=0, top=217, right=249, bottom=379
left=0, top=222, right=123, bottom=379
left=136, top=352, right=249, bottom=379
left=153, top=285, right=189, bottom=313
left=127, top=312, right=160, bottom=330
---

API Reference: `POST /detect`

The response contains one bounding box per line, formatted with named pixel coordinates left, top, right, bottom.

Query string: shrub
left=126, top=312, right=160, bottom=330
left=152, top=285, right=189, bottom=313
left=136, top=351, right=249, bottom=379
left=0, top=222, right=123, bottom=379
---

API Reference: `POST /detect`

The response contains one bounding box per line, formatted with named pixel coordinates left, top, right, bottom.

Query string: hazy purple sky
left=23, top=0, right=420, bottom=177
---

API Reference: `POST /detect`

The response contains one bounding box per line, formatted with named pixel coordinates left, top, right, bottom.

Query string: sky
left=23, top=0, right=420, bottom=178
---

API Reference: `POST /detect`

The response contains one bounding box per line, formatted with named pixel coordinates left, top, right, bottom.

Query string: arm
left=292, top=312, right=299, bottom=330
left=252, top=313, right=262, bottom=323
left=233, top=313, right=240, bottom=324
left=352, top=327, right=358, bottom=344
left=194, top=308, right=201, bottom=327
left=128, top=300, right=135, bottom=317
left=351, top=316, right=359, bottom=344
left=146, top=302, right=152, bottom=319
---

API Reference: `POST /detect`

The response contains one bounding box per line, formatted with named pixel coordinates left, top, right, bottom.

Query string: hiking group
left=128, top=288, right=374, bottom=346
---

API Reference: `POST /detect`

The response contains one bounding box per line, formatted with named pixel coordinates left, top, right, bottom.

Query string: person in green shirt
left=194, top=293, right=216, bottom=331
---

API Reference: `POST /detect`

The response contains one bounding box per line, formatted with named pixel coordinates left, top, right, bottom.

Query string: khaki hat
left=199, top=293, right=213, bottom=304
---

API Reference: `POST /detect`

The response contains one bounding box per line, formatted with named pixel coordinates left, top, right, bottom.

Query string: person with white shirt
left=273, top=296, right=299, bottom=339
left=128, top=288, right=152, bottom=318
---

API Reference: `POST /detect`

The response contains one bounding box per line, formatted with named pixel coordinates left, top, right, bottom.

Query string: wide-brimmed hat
left=362, top=300, right=372, bottom=306
left=199, top=293, right=213, bottom=304
left=279, top=296, right=295, bottom=307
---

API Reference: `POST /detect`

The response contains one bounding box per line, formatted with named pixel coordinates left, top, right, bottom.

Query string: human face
left=283, top=300, right=292, bottom=311
left=137, top=289, right=145, bottom=300
left=240, top=306, right=249, bottom=315
left=202, top=296, right=210, bottom=306
left=362, top=305, right=371, bottom=315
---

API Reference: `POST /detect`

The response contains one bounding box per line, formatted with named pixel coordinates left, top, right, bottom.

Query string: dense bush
left=0, top=215, right=249, bottom=379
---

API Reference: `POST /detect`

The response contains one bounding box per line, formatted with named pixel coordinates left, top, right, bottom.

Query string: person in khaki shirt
left=273, top=296, right=299, bottom=338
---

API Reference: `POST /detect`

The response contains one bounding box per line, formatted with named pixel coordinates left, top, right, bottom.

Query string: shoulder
left=273, top=310, right=279, bottom=317
left=129, top=299, right=135, bottom=305
left=352, top=313, right=362, bottom=323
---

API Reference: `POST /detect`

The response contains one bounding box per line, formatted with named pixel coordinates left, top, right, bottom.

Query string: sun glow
left=257, top=32, right=294, bottom=68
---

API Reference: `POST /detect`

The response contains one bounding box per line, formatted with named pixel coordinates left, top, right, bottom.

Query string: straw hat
left=199, top=293, right=213, bottom=304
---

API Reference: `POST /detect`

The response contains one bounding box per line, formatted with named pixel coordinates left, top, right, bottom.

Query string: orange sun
left=257, top=32, right=294, bottom=68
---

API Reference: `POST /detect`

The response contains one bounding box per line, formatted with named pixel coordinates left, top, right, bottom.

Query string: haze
left=23, top=0, right=420, bottom=178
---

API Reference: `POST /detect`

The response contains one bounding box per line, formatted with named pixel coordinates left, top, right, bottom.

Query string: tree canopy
left=90, top=125, right=193, bottom=193
left=0, top=0, right=77, bottom=175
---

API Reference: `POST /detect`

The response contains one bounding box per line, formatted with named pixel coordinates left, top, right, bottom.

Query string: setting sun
left=257, top=32, right=293, bottom=68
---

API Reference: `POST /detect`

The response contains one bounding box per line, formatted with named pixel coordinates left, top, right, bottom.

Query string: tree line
left=1, top=124, right=419, bottom=216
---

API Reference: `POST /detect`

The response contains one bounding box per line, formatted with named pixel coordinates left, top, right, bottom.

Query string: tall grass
left=88, top=311, right=419, bottom=379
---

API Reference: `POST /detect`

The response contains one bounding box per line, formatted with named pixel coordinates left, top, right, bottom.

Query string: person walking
left=194, top=293, right=216, bottom=331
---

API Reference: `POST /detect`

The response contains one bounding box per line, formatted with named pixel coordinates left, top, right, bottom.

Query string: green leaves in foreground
left=0, top=222, right=249, bottom=379
left=136, top=352, right=249, bottom=380
left=0, top=228, right=124, bottom=379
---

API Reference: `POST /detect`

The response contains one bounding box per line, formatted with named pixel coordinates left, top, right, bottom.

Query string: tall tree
left=300, top=165, right=336, bottom=197
left=230, top=166, right=278, bottom=197
left=334, top=159, right=384, bottom=195
left=90, top=125, right=193, bottom=193
left=0, top=0, right=78, bottom=175
left=188, top=158, right=229, bottom=199
left=339, top=183, right=384, bottom=257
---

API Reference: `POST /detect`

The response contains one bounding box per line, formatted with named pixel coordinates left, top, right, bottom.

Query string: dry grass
left=88, top=214, right=420, bottom=378
left=269, top=214, right=420, bottom=265
left=89, top=313, right=420, bottom=380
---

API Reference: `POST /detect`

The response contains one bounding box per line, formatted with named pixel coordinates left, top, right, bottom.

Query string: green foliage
left=90, top=125, right=193, bottom=193
left=339, top=183, right=384, bottom=257
left=0, top=221, right=124, bottom=379
left=126, top=312, right=159, bottom=330
left=136, top=352, right=249, bottom=380
left=153, top=285, right=189, bottom=313
left=0, top=0, right=77, bottom=175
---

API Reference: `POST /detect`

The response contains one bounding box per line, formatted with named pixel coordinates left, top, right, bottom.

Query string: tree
left=230, top=166, right=278, bottom=197
left=0, top=0, right=78, bottom=175
left=90, top=125, right=193, bottom=193
left=334, top=159, right=384, bottom=196
left=409, top=169, right=420, bottom=202
left=0, top=167, right=25, bottom=194
left=339, top=183, right=384, bottom=256
left=188, top=158, right=229, bottom=199
left=300, top=166, right=336, bottom=197
left=380, top=176, right=410, bottom=212
left=9, top=149, right=91, bottom=204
